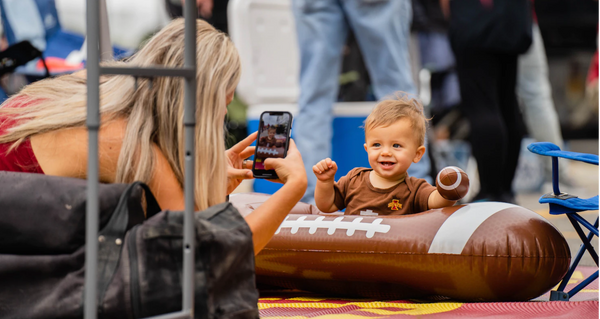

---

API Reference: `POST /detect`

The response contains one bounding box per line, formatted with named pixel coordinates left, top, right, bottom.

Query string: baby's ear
left=364, top=143, right=367, bottom=152
left=413, top=145, right=426, bottom=163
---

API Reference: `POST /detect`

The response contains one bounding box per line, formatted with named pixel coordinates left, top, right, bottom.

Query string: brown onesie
left=333, top=167, right=436, bottom=216
left=258, top=136, right=277, bottom=147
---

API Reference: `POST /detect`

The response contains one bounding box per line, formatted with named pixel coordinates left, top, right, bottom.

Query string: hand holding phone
left=225, top=131, right=258, bottom=194
left=252, top=111, right=293, bottom=179
left=262, top=139, right=306, bottom=185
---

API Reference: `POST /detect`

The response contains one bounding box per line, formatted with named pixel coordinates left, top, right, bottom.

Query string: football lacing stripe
left=275, top=215, right=391, bottom=238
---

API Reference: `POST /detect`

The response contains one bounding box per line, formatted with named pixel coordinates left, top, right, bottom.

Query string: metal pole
left=99, top=0, right=113, bottom=61
left=100, top=66, right=195, bottom=78
left=552, top=157, right=560, bottom=195
left=85, top=0, right=101, bottom=317
left=182, top=0, right=197, bottom=315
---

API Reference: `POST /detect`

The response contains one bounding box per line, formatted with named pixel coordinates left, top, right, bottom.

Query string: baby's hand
left=312, top=158, right=337, bottom=182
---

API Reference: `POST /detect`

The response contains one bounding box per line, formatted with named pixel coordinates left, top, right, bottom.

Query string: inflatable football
left=230, top=193, right=570, bottom=302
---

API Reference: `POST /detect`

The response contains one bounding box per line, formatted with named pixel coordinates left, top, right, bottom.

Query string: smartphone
left=252, top=111, right=293, bottom=179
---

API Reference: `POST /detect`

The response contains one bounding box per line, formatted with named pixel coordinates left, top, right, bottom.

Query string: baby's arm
left=313, top=158, right=339, bottom=213
left=428, top=190, right=456, bottom=209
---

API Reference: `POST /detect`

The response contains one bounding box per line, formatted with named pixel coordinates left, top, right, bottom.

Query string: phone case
left=252, top=111, right=293, bottom=179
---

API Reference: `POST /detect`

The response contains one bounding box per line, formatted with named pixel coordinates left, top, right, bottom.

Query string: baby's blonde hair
left=364, top=92, right=428, bottom=146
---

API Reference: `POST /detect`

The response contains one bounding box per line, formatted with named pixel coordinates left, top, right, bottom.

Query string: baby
left=313, top=93, right=457, bottom=215
left=258, top=126, right=278, bottom=148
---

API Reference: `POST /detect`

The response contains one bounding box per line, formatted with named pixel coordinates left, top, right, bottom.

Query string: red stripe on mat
left=451, top=301, right=598, bottom=319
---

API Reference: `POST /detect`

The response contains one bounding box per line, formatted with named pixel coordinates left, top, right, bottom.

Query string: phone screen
left=253, top=112, right=292, bottom=178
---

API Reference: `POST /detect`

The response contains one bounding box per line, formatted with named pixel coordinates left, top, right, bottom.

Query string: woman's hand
left=225, top=132, right=257, bottom=195
left=264, top=139, right=307, bottom=187
left=245, top=139, right=307, bottom=254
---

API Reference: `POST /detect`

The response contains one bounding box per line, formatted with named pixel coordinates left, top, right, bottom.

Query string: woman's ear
left=413, top=145, right=426, bottom=163
left=226, top=91, right=235, bottom=105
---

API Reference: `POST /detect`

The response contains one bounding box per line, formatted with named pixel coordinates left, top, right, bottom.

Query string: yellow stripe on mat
left=357, top=302, right=463, bottom=316
left=259, top=300, right=463, bottom=314
left=259, top=315, right=377, bottom=319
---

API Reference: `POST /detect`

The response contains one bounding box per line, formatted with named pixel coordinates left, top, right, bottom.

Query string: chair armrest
left=528, top=142, right=599, bottom=166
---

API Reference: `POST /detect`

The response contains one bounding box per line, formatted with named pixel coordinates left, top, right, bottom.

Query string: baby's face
left=364, top=118, right=425, bottom=181
left=268, top=129, right=276, bottom=139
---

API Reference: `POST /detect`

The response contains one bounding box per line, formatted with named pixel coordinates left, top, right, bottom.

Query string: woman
left=0, top=19, right=307, bottom=254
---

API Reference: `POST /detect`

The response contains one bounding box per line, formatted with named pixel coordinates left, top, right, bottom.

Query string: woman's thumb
left=263, top=158, right=280, bottom=171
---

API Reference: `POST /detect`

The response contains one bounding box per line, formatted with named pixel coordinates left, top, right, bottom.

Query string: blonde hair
left=364, top=92, right=428, bottom=146
left=0, top=19, right=241, bottom=211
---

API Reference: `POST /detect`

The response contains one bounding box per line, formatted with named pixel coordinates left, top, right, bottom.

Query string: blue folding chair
left=527, top=142, right=599, bottom=301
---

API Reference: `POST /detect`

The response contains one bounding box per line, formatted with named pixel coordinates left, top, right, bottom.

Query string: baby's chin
left=372, top=168, right=406, bottom=181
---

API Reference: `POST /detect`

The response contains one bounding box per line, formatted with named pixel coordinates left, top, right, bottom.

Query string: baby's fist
left=313, top=158, right=337, bottom=182
left=436, top=166, right=469, bottom=200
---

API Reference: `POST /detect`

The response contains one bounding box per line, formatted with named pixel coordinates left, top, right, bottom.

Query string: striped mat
left=258, top=266, right=598, bottom=319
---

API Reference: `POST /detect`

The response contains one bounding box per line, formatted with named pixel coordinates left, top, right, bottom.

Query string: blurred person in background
left=164, top=0, right=229, bottom=34
left=411, top=0, right=464, bottom=166
left=442, top=0, right=532, bottom=204
left=292, top=0, right=431, bottom=204
left=516, top=1, right=571, bottom=184
left=166, top=0, right=214, bottom=23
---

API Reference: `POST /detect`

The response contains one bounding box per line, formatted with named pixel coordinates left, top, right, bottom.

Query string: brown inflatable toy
left=230, top=193, right=570, bottom=302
